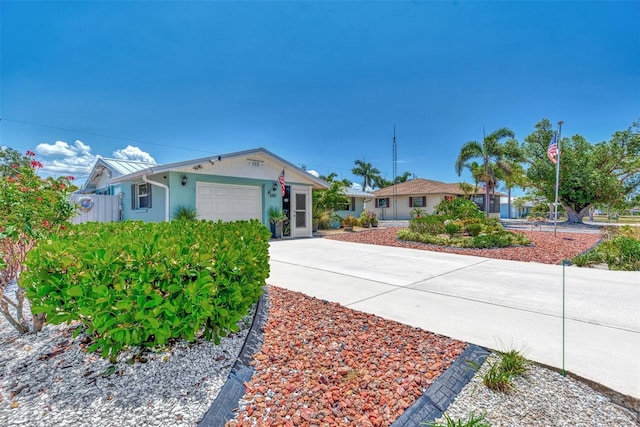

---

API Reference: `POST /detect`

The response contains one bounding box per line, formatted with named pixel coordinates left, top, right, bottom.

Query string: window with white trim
left=131, top=183, right=152, bottom=209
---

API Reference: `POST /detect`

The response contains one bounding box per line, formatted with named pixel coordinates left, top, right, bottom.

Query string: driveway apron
left=267, top=238, right=640, bottom=400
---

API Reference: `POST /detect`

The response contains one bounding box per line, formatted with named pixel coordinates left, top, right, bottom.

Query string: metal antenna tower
left=392, top=125, right=397, bottom=221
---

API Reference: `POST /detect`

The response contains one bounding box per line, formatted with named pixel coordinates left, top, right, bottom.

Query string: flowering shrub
left=0, top=150, right=77, bottom=333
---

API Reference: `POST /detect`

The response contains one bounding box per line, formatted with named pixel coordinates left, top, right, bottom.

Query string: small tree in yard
left=0, top=149, right=76, bottom=333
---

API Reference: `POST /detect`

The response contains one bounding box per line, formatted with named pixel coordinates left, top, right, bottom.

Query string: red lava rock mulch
left=324, top=227, right=602, bottom=265
left=228, top=286, right=467, bottom=427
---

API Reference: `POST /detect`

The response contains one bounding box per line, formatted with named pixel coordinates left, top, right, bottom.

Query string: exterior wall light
left=181, top=175, right=188, bottom=186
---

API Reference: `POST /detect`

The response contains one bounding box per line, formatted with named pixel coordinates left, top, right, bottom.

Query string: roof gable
left=109, top=147, right=328, bottom=189
left=83, top=158, right=158, bottom=191
left=372, top=178, right=468, bottom=197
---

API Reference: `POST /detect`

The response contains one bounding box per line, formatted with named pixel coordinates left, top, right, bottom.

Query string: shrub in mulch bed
left=325, top=228, right=602, bottom=265
left=228, top=286, right=467, bottom=427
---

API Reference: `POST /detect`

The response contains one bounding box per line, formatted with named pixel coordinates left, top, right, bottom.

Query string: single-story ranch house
left=371, top=178, right=502, bottom=220
left=80, top=148, right=328, bottom=238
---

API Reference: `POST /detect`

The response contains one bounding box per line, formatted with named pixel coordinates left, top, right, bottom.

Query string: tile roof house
left=371, top=178, right=502, bottom=220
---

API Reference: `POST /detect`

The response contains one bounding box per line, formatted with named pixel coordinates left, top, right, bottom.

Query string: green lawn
left=584, top=215, right=640, bottom=224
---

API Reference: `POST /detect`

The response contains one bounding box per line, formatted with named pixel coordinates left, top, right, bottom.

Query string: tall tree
left=0, top=147, right=32, bottom=177
left=455, top=127, right=516, bottom=216
left=522, top=118, right=640, bottom=223
left=394, top=171, right=413, bottom=183
left=319, top=172, right=352, bottom=187
left=351, top=159, right=380, bottom=191
left=463, top=161, right=485, bottom=194
left=498, top=138, right=527, bottom=219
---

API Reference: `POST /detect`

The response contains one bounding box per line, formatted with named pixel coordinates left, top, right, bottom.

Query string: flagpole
left=553, top=120, right=563, bottom=237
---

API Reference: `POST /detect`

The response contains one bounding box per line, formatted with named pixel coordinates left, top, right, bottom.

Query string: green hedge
left=20, top=219, right=271, bottom=359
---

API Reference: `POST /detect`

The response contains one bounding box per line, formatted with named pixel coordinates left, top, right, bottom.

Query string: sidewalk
left=267, top=238, right=640, bottom=399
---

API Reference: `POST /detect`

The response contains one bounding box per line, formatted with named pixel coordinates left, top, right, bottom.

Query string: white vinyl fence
left=69, top=194, right=121, bottom=224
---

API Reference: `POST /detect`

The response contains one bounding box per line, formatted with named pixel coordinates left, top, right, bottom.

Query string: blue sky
left=1, top=1, right=638, bottom=189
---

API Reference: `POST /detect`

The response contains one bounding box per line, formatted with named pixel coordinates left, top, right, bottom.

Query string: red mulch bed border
left=229, top=286, right=466, bottom=427
left=322, top=227, right=602, bottom=265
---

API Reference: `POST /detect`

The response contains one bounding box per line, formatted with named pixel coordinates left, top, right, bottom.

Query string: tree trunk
left=485, top=182, right=490, bottom=217
left=507, top=188, right=512, bottom=219
left=564, top=204, right=592, bottom=224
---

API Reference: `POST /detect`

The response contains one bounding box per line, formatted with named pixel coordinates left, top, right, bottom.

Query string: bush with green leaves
left=20, top=219, right=271, bottom=360
left=409, top=215, right=446, bottom=235
left=1, top=149, right=77, bottom=334
left=400, top=218, right=529, bottom=249
left=571, top=226, right=639, bottom=271
left=605, top=236, right=640, bottom=271
left=466, top=222, right=483, bottom=237
left=434, top=198, right=485, bottom=220
left=444, top=221, right=461, bottom=237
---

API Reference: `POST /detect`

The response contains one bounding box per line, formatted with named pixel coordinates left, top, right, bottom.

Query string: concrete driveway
left=267, top=238, right=640, bottom=399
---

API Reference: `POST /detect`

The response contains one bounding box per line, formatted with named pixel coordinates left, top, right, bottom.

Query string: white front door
left=291, top=187, right=311, bottom=238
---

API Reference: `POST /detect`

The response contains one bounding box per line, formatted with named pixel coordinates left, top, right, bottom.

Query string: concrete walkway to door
left=267, top=238, right=640, bottom=400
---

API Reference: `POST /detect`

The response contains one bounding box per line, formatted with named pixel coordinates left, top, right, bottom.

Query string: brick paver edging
left=391, top=344, right=490, bottom=427
left=198, top=288, right=269, bottom=427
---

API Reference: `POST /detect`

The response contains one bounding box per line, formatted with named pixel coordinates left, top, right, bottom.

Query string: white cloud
left=32, top=140, right=156, bottom=184
left=112, top=145, right=156, bottom=163
left=36, top=141, right=77, bottom=157
left=307, top=169, right=320, bottom=177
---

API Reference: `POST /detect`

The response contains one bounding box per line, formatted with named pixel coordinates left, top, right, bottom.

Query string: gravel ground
left=437, top=354, right=638, bottom=427
left=0, top=283, right=252, bottom=427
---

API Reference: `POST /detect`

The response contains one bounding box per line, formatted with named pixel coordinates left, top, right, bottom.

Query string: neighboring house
left=107, top=148, right=328, bottom=238
left=335, top=187, right=374, bottom=219
left=73, top=158, right=158, bottom=223
left=500, top=197, right=534, bottom=219
left=371, top=178, right=502, bottom=220
left=81, top=158, right=158, bottom=195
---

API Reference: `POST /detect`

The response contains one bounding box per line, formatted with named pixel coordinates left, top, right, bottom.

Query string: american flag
left=547, top=133, right=559, bottom=164
left=278, top=169, right=286, bottom=196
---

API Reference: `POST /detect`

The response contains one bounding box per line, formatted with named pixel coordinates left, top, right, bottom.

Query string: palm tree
left=394, top=171, right=413, bottom=184
left=351, top=159, right=380, bottom=191
left=455, top=127, right=516, bottom=216
left=499, top=138, right=527, bottom=219
left=463, top=161, right=485, bottom=194
left=319, top=172, right=352, bottom=187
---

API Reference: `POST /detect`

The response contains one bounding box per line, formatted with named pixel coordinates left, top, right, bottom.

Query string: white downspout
left=142, top=174, right=170, bottom=222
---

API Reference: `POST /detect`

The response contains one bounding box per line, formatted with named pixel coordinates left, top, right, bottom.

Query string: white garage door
left=196, top=182, right=262, bottom=222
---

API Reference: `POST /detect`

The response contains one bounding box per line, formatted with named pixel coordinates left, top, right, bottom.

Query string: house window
left=376, top=198, right=389, bottom=208
left=409, top=197, right=426, bottom=208
left=338, top=197, right=356, bottom=211
left=131, top=183, right=152, bottom=209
